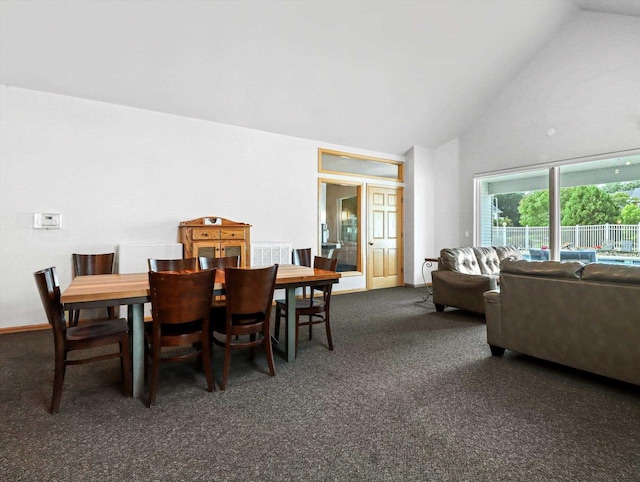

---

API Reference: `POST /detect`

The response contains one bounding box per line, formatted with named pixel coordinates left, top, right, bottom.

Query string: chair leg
left=221, top=335, right=232, bottom=390
left=264, top=332, right=276, bottom=377
left=107, top=306, right=116, bottom=320
left=273, top=308, right=282, bottom=341
left=249, top=334, right=256, bottom=360
left=146, top=344, right=161, bottom=407
left=70, top=310, right=79, bottom=327
left=50, top=352, right=66, bottom=414
left=201, top=336, right=215, bottom=392
left=295, top=314, right=301, bottom=358
left=120, top=337, right=132, bottom=397
left=325, top=313, right=334, bottom=351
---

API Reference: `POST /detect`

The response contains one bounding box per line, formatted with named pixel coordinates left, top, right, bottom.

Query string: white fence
left=492, top=223, right=640, bottom=252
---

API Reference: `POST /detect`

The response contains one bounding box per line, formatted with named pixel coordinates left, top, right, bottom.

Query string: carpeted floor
left=1, top=287, right=639, bottom=481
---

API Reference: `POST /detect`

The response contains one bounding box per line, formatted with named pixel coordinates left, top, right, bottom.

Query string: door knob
left=368, top=241, right=374, bottom=246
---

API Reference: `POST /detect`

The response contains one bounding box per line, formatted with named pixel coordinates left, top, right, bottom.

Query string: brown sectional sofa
left=431, top=246, right=522, bottom=314
left=484, top=259, right=640, bottom=386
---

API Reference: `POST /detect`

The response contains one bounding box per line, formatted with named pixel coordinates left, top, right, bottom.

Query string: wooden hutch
left=179, top=216, right=251, bottom=267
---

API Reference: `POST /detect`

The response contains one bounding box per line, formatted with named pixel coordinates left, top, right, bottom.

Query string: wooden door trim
left=366, top=184, right=404, bottom=290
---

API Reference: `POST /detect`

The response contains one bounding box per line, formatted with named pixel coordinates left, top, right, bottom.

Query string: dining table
left=60, top=264, right=341, bottom=397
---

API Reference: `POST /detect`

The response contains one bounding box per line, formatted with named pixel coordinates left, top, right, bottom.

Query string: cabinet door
left=192, top=242, right=220, bottom=259
left=220, top=240, right=246, bottom=266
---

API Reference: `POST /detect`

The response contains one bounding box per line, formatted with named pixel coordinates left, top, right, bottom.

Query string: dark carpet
left=1, top=287, right=639, bottom=481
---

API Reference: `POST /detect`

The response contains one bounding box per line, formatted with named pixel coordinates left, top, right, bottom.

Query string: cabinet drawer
left=220, top=229, right=245, bottom=240
left=192, top=228, right=219, bottom=240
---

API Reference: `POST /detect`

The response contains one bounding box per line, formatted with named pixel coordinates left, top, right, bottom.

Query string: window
left=476, top=152, right=640, bottom=265
left=319, top=148, right=403, bottom=181
left=477, top=168, right=549, bottom=252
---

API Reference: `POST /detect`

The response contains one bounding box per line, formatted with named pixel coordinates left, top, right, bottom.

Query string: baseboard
left=405, top=282, right=430, bottom=289
left=0, top=323, right=50, bottom=334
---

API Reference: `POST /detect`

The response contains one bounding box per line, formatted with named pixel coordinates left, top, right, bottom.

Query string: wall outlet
left=34, top=213, right=62, bottom=229
left=464, top=231, right=470, bottom=238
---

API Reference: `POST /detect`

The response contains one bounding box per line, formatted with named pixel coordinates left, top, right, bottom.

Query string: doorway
left=319, top=181, right=362, bottom=273
left=367, top=185, right=403, bottom=289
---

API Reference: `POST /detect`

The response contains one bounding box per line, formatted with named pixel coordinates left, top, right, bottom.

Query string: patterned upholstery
left=438, top=247, right=481, bottom=275
left=432, top=245, right=522, bottom=314
left=472, top=247, right=501, bottom=275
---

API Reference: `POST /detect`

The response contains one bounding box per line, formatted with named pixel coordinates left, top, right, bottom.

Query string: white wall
left=0, top=86, right=404, bottom=329
left=457, top=11, right=640, bottom=237
left=433, top=138, right=461, bottom=250
left=404, top=146, right=434, bottom=286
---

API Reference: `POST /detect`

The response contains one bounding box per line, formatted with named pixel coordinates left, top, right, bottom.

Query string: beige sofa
left=484, top=260, right=640, bottom=386
left=431, top=246, right=522, bottom=314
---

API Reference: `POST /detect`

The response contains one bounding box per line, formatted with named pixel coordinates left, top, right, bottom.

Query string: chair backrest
left=148, top=269, right=216, bottom=325
left=224, top=265, right=278, bottom=327
left=72, top=253, right=115, bottom=277
left=34, top=267, right=66, bottom=344
left=148, top=258, right=197, bottom=272
left=314, top=255, right=338, bottom=272
left=292, top=248, right=312, bottom=267
left=312, top=256, right=339, bottom=298
left=198, top=256, right=240, bottom=270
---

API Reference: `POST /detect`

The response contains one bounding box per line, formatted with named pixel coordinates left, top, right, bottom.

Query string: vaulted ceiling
left=1, top=0, right=639, bottom=155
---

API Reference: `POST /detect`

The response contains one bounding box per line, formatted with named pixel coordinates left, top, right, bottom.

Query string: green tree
left=621, top=204, right=640, bottom=224
left=600, top=180, right=640, bottom=194
left=561, top=186, right=618, bottom=226
left=518, top=190, right=549, bottom=226
left=610, top=191, right=631, bottom=210
left=494, top=193, right=524, bottom=226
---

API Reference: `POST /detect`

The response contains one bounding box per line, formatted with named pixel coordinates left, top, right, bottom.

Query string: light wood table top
left=61, top=265, right=340, bottom=305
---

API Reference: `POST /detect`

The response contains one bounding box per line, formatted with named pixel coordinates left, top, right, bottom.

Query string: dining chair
left=70, top=253, right=116, bottom=326
left=145, top=269, right=216, bottom=407
left=197, top=255, right=240, bottom=270
left=274, top=256, right=338, bottom=357
left=198, top=255, right=240, bottom=318
left=273, top=248, right=312, bottom=341
left=292, top=248, right=312, bottom=268
left=292, top=247, right=312, bottom=299
left=211, top=265, right=278, bottom=390
left=34, top=267, right=131, bottom=414
left=148, top=257, right=197, bottom=272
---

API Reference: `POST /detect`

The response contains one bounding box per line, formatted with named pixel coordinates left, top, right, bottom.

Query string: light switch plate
left=34, top=213, right=62, bottom=229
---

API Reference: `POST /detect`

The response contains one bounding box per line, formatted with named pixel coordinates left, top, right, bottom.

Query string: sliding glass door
left=476, top=152, right=640, bottom=265
left=476, top=168, right=550, bottom=255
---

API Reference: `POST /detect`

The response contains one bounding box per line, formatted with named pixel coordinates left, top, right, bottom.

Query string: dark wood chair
left=198, top=255, right=240, bottom=317
left=145, top=269, right=216, bottom=407
left=211, top=265, right=278, bottom=390
left=273, top=248, right=312, bottom=341
left=197, top=255, right=240, bottom=270
left=292, top=247, right=312, bottom=298
left=70, top=253, right=116, bottom=326
left=148, top=257, right=197, bottom=272
left=292, top=248, right=312, bottom=267
left=274, top=256, right=338, bottom=356
left=34, top=267, right=131, bottom=414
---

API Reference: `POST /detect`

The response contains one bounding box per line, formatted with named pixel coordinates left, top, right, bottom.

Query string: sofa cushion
left=493, top=245, right=523, bottom=261
left=473, top=247, right=501, bottom=275
left=501, top=259, right=584, bottom=279
left=582, top=263, right=640, bottom=285
left=439, top=247, right=481, bottom=275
